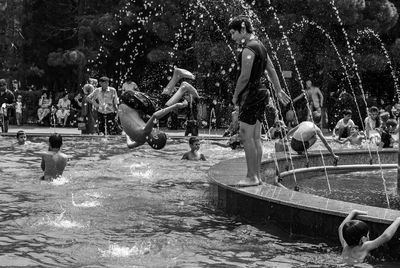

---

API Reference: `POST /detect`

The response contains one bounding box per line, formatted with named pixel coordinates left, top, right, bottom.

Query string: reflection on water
left=0, top=136, right=397, bottom=267
left=292, top=169, right=400, bottom=210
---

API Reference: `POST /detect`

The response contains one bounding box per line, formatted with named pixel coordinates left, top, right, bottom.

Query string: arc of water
left=264, top=5, right=335, bottom=192
left=195, top=0, right=238, bottom=62
left=330, top=0, right=390, bottom=207
left=354, top=28, right=400, bottom=101
left=278, top=18, right=375, bottom=165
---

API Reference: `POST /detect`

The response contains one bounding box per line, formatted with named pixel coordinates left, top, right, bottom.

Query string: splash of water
left=99, top=242, right=150, bottom=258
left=50, top=176, right=70, bottom=186
left=40, top=209, right=86, bottom=229
left=71, top=193, right=101, bottom=208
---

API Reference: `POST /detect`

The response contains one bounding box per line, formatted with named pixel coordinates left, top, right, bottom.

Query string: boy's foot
left=231, top=178, right=261, bottom=187
left=174, top=67, right=195, bottom=80
left=162, top=67, right=195, bottom=95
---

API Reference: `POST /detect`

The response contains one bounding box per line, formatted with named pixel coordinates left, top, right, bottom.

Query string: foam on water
left=50, top=176, right=70, bottom=186
left=40, top=210, right=86, bottom=229
left=99, top=242, right=150, bottom=258
left=71, top=193, right=101, bottom=208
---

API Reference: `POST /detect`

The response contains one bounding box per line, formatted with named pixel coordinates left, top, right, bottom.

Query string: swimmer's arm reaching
left=364, top=216, right=400, bottom=251
left=210, top=141, right=230, bottom=148
left=285, top=124, right=300, bottom=139
left=315, top=128, right=338, bottom=159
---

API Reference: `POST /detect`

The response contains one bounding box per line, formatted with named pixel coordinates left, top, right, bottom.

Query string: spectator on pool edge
left=0, top=78, right=15, bottom=133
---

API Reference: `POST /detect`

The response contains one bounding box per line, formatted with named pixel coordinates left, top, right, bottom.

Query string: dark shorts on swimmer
left=290, top=138, right=310, bottom=154
left=120, top=90, right=156, bottom=116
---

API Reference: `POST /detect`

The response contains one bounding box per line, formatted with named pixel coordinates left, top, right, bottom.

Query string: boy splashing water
left=41, top=133, right=68, bottom=181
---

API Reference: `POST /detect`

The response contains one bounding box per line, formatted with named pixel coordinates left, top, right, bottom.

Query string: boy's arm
left=316, top=129, right=336, bottom=158
left=144, top=103, right=186, bottom=133
left=365, top=217, right=400, bottom=251
left=285, top=124, right=299, bottom=138
left=126, top=134, right=142, bottom=149
left=232, top=48, right=254, bottom=106
left=181, top=152, right=189, bottom=160
left=338, top=210, right=368, bottom=247
left=41, top=156, right=45, bottom=171
left=265, top=54, right=290, bottom=105
left=317, top=87, right=324, bottom=107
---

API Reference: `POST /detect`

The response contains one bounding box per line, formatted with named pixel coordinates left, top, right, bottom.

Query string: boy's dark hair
left=189, top=136, right=200, bottom=145
left=369, top=106, right=379, bottom=113
left=342, top=220, right=369, bottom=246
left=228, top=15, right=253, bottom=33
left=343, top=109, right=352, bottom=116
left=16, top=130, right=25, bottom=139
left=49, top=133, right=63, bottom=149
left=387, top=119, right=397, bottom=127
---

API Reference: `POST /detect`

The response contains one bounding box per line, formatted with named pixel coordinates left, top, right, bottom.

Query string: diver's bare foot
left=174, top=67, right=195, bottom=80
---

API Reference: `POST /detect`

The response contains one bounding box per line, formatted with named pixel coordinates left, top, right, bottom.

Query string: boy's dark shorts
left=239, top=101, right=267, bottom=125
left=291, top=138, right=310, bottom=154
left=120, top=90, right=156, bottom=116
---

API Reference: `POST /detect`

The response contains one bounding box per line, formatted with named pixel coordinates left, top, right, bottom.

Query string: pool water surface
left=0, top=136, right=397, bottom=267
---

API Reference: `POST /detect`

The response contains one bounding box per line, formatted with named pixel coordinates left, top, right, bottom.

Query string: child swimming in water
left=13, top=130, right=30, bottom=146
left=181, top=136, right=206, bottom=161
left=339, top=209, right=400, bottom=265
left=40, top=133, right=68, bottom=181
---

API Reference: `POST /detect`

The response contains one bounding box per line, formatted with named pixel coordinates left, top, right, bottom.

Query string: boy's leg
left=162, top=67, right=195, bottom=95
left=166, top=82, right=199, bottom=106
left=143, top=103, right=183, bottom=133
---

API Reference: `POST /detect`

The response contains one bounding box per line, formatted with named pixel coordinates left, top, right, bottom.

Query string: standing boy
left=15, top=95, right=24, bottom=126
left=228, top=15, right=290, bottom=187
left=0, top=79, right=15, bottom=133
left=40, top=133, right=68, bottom=181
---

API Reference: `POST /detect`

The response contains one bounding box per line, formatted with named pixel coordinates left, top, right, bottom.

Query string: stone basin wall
left=209, top=149, right=400, bottom=260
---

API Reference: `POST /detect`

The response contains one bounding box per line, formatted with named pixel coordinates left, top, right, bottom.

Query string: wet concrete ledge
left=208, top=149, right=400, bottom=260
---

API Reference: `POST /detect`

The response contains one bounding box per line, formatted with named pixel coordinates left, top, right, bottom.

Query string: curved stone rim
left=209, top=149, right=400, bottom=225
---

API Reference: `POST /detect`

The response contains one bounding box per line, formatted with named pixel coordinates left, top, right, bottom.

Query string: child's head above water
left=49, top=133, right=63, bottom=149
left=188, top=136, right=201, bottom=151
left=342, top=219, right=370, bottom=246
left=16, top=130, right=27, bottom=145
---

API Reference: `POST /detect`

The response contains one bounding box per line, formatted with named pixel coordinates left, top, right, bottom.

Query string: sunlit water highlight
left=0, top=135, right=398, bottom=267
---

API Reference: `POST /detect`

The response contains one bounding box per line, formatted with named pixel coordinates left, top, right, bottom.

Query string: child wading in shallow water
left=339, top=209, right=400, bottom=265
left=181, top=136, right=206, bottom=161
left=40, top=133, right=68, bottom=181
left=335, top=126, right=366, bottom=146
